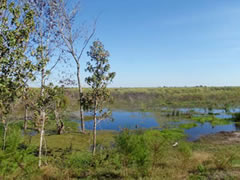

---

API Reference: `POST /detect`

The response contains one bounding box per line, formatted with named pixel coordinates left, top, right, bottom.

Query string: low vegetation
left=1, top=122, right=240, bottom=179
left=65, top=87, right=240, bottom=111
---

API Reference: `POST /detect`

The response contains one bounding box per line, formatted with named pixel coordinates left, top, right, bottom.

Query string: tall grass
left=64, top=87, right=240, bottom=111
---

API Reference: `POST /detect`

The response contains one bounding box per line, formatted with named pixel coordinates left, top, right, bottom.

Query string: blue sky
left=52, top=0, right=240, bottom=87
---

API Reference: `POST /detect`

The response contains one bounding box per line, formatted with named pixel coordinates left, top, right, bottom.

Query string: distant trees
left=84, top=40, right=116, bottom=155
left=0, top=0, right=35, bottom=150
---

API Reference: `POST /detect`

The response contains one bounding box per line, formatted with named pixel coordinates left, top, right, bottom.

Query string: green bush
left=0, top=127, right=38, bottom=179
left=66, top=151, right=93, bottom=177
left=115, top=129, right=151, bottom=177
left=114, top=129, right=185, bottom=177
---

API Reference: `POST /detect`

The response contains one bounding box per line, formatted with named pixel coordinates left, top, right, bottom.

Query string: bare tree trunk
left=77, top=63, right=85, bottom=132
left=24, top=105, right=28, bottom=131
left=52, top=1, right=96, bottom=133
left=44, top=136, right=48, bottom=159
left=55, top=109, right=64, bottom=135
left=58, top=120, right=64, bottom=135
left=92, top=100, right=97, bottom=155
left=23, top=87, right=28, bottom=131
left=39, top=67, right=45, bottom=167
left=38, top=110, right=45, bottom=167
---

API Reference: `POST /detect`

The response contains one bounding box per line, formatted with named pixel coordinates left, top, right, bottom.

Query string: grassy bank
left=65, top=87, right=240, bottom=111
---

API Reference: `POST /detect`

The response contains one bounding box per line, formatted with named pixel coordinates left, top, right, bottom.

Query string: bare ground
left=199, top=131, right=240, bottom=145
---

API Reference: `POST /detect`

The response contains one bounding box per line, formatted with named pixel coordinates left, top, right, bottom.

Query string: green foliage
left=66, top=151, right=93, bottom=176
left=86, top=40, right=116, bottom=86
left=115, top=130, right=150, bottom=169
left=0, top=122, right=238, bottom=179
left=42, top=84, right=68, bottom=111
left=114, top=129, right=185, bottom=177
left=232, top=112, right=240, bottom=122
left=192, top=115, right=217, bottom=123
left=0, top=0, right=35, bottom=117
left=179, top=123, right=198, bottom=129
left=113, top=130, right=150, bottom=177
left=84, top=40, right=116, bottom=154
left=83, top=40, right=116, bottom=117
left=192, top=115, right=231, bottom=126
left=0, top=127, right=38, bottom=179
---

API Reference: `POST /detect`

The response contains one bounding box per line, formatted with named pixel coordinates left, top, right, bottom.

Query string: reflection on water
left=185, top=123, right=237, bottom=141
left=72, top=108, right=240, bottom=141
left=85, top=111, right=159, bottom=130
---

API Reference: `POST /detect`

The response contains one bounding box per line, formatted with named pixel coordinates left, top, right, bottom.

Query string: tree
left=51, top=0, right=96, bottom=132
left=85, top=40, right=116, bottom=155
left=0, top=0, right=35, bottom=150
left=25, top=0, right=62, bottom=167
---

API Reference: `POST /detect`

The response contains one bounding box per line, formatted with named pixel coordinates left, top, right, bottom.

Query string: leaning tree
left=51, top=0, right=96, bottom=132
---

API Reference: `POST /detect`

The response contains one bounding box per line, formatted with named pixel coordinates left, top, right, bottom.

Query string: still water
left=73, top=109, right=240, bottom=141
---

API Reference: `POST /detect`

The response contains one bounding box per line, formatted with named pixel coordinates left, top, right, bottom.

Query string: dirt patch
left=199, top=131, right=240, bottom=145
left=191, top=151, right=211, bottom=163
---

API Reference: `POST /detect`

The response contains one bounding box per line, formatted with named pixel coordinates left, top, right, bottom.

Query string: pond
left=72, top=108, right=240, bottom=141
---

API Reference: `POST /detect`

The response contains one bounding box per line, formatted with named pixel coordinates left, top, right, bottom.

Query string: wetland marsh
left=2, top=87, right=240, bottom=179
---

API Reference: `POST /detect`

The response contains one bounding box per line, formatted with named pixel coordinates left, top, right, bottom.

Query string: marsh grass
left=179, top=123, right=198, bottom=129
left=191, top=115, right=232, bottom=126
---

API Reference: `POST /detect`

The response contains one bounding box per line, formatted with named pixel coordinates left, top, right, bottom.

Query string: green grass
left=13, top=87, right=240, bottom=113
left=29, top=131, right=116, bottom=152
left=64, top=87, right=240, bottom=111
left=179, top=123, right=198, bottom=129
left=2, top=122, right=240, bottom=179
left=191, top=115, right=232, bottom=126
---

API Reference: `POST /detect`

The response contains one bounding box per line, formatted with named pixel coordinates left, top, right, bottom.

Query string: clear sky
left=53, top=0, right=240, bottom=87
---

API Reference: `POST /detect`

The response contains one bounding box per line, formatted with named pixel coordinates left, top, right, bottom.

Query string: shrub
left=0, top=127, right=38, bottom=179
left=115, top=129, right=151, bottom=177
left=66, top=151, right=93, bottom=177
left=115, top=129, right=185, bottom=178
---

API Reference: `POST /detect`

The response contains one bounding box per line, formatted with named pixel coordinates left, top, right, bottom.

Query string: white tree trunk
left=92, top=100, right=97, bottom=155
left=77, top=63, right=85, bottom=132
left=39, top=66, right=45, bottom=167
left=38, top=110, right=46, bottom=167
